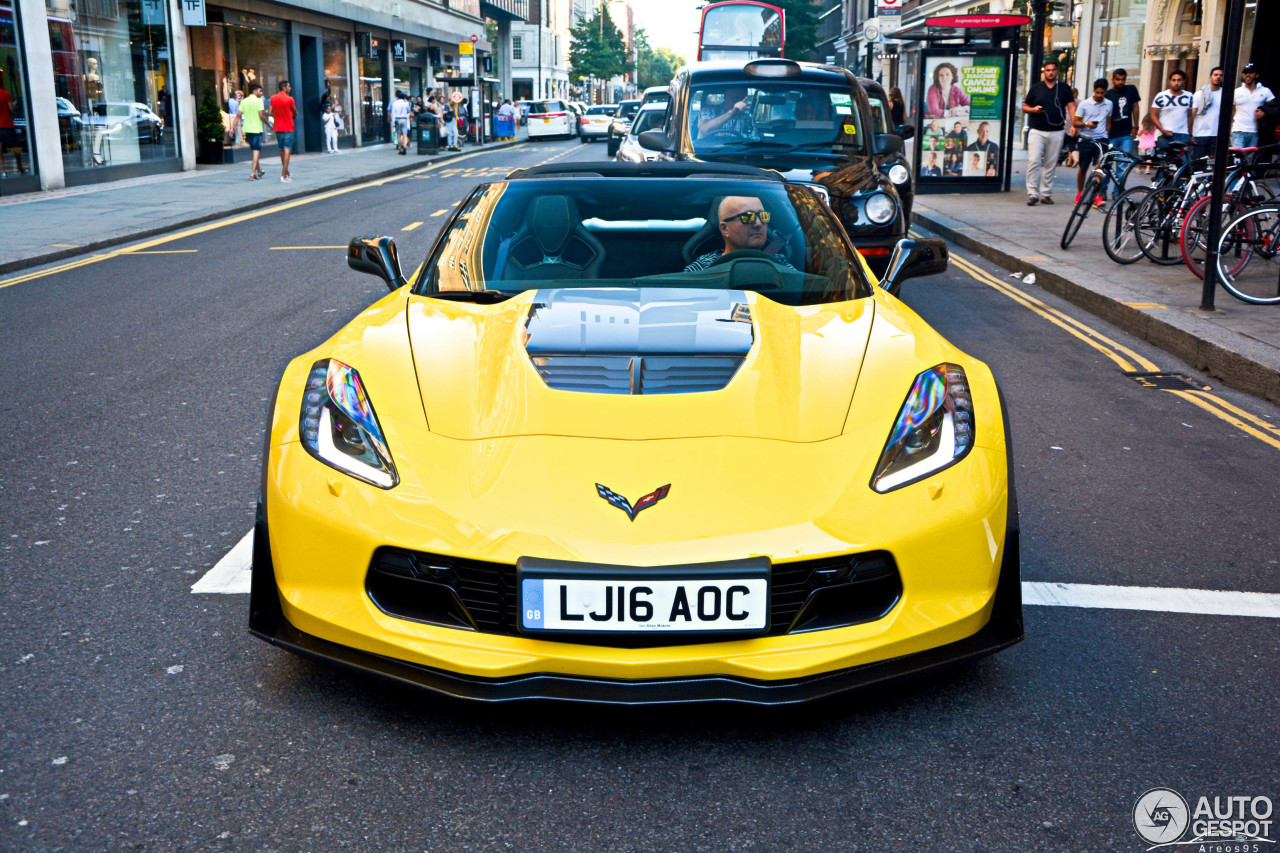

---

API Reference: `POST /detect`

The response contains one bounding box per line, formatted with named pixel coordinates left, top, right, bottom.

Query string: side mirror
left=874, top=133, right=905, bottom=155
left=880, top=238, right=949, bottom=297
left=896, top=124, right=915, bottom=140
left=638, top=129, right=670, bottom=152
left=348, top=236, right=407, bottom=291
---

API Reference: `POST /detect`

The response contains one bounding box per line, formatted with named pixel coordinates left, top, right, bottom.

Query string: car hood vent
left=523, top=288, right=753, bottom=395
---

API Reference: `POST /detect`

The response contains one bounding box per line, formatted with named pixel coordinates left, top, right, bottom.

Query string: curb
left=913, top=209, right=1280, bottom=407
left=0, top=139, right=528, bottom=278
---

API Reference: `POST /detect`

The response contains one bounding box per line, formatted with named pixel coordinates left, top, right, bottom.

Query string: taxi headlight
left=300, top=359, right=398, bottom=489
left=864, top=191, right=897, bottom=224
left=888, top=164, right=910, bottom=185
left=872, top=364, right=974, bottom=493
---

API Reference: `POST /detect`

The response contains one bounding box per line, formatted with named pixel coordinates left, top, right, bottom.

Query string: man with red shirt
left=268, top=80, right=297, bottom=182
left=0, top=76, right=25, bottom=174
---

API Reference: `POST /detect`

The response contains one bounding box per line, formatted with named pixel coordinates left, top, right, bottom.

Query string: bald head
left=717, top=195, right=769, bottom=253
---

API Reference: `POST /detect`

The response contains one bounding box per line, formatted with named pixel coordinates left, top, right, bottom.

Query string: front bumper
left=250, top=501, right=1021, bottom=705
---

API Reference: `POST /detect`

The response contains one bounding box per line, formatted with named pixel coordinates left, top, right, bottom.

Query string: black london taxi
left=637, top=58, right=908, bottom=274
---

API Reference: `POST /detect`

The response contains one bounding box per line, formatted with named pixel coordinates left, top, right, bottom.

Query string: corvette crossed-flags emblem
left=595, top=483, right=671, bottom=521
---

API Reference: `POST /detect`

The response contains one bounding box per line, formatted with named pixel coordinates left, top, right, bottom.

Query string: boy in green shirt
left=231, top=83, right=267, bottom=179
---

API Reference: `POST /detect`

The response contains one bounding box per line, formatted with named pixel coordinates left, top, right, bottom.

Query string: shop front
left=0, top=0, right=38, bottom=194
left=46, top=0, right=181, bottom=184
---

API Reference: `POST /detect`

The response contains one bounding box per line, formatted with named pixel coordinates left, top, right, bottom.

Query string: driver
left=684, top=196, right=797, bottom=272
left=698, top=86, right=756, bottom=139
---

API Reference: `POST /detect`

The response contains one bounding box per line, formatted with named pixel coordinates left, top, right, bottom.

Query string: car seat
left=496, top=195, right=606, bottom=281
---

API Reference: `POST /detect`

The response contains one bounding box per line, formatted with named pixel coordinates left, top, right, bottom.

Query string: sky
left=630, top=0, right=703, bottom=64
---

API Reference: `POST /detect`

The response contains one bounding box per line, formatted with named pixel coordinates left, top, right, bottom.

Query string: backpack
left=443, top=106, right=455, bottom=121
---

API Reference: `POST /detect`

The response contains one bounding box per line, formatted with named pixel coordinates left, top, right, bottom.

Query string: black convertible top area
left=505, top=161, right=787, bottom=182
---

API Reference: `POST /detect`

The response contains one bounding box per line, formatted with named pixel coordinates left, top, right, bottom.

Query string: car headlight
left=888, top=164, right=910, bottom=185
left=300, top=359, right=398, bottom=489
left=864, top=191, right=897, bottom=225
left=871, top=364, right=974, bottom=493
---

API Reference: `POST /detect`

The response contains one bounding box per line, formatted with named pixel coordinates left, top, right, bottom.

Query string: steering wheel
left=707, top=249, right=783, bottom=268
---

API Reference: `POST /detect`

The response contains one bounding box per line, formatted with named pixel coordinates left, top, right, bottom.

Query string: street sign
left=460, top=53, right=475, bottom=76
left=877, top=0, right=901, bottom=11
left=451, top=91, right=464, bottom=104
left=864, top=17, right=881, bottom=42
left=925, top=14, right=1031, bottom=27
left=458, top=41, right=473, bottom=55
left=391, top=39, right=407, bottom=63
left=470, top=34, right=479, bottom=44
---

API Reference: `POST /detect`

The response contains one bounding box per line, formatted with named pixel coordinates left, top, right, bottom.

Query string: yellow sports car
left=250, top=162, right=1021, bottom=704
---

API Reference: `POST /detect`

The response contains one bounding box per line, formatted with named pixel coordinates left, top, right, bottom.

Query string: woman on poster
left=925, top=62, right=971, bottom=119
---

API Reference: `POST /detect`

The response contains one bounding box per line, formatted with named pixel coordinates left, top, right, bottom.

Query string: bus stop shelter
left=887, top=15, right=1030, bottom=194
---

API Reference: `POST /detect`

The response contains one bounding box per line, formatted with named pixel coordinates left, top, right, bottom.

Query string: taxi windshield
left=417, top=178, right=871, bottom=305
left=688, top=82, right=865, bottom=155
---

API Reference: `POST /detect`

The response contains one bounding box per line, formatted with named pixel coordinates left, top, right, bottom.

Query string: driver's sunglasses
left=723, top=210, right=770, bottom=225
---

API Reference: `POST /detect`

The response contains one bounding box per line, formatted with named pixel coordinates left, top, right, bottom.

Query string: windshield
left=418, top=178, right=871, bottom=305
left=701, top=4, right=782, bottom=53
left=687, top=82, right=866, bottom=155
left=631, top=109, right=666, bottom=136
left=616, top=101, right=642, bottom=119
left=867, top=94, right=890, bottom=133
left=587, top=105, right=616, bottom=115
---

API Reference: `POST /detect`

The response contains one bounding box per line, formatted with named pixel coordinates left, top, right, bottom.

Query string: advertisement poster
left=919, top=54, right=1006, bottom=180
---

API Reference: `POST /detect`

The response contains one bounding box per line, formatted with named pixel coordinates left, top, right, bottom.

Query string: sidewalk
left=0, top=128, right=531, bottom=275
left=912, top=151, right=1280, bottom=406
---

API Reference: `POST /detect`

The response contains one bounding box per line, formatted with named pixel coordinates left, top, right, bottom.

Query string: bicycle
left=1132, top=154, right=1214, bottom=265
left=1102, top=151, right=1184, bottom=264
left=1060, top=141, right=1137, bottom=250
left=1215, top=204, right=1280, bottom=304
left=1181, top=147, right=1280, bottom=278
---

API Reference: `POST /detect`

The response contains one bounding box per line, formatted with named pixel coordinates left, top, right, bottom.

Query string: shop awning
left=887, top=14, right=1030, bottom=42
left=434, top=75, right=503, bottom=87
left=480, top=0, right=528, bottom=22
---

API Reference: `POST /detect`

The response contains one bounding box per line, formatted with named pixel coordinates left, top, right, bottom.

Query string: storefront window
left=321, top=31, right=352, bottom=141
left=360, top=53, right=387, bottom=143
left=0, top=0, right=36, bottom=184
left=189, top=16, right=288, bottom=150
left=46, top=0, right=178, bottom=173
left=1093, top=0, right=1148, bottom=94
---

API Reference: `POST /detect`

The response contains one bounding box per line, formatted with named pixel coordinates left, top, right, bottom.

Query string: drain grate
left=1123, top=371, right=1203, bottom=390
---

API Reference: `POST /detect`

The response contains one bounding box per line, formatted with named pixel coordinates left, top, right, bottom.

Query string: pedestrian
left=267, top=80, right=297, bottom=182
left=889, top=87, right=905, bottom=128
left=0, top=72, right=26, bottom=174
left=1151, top=69, right=1192, bottom=151
left=1073, top=78, right=1111, bottom=205
left=1231, top=63, right=1274, bottom=150
left=1104, top=68, right=1141, bottom=157
left=231, top=82, right=267, bottom=180
left=497, top=98, right=516, bottom=141
left=390, top=90, right=412, bottom=154
left=1137, top=114, right=1157, bottom=171
left=227, top=89, right=243, bottom=144
left=323, top=103, right=342, bottom=153
left=442, top=96, right=459, bottom=150
left=1191, top=66, right=1225, bottom=161
left=1021, top=57, right=1074, bottom=206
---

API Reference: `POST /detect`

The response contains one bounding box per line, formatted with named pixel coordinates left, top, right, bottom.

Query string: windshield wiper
left=428, top=290, right=512, bottom=303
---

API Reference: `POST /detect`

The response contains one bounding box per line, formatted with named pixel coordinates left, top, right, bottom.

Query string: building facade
left=1, top=0, right=524, bottom=195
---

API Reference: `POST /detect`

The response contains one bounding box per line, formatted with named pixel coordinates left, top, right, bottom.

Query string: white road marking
left=191, top=535, right=1280, bottom=620
left=1022, top=582, right=1280, bottom=618
left=190, top=529, right=253, bottom=594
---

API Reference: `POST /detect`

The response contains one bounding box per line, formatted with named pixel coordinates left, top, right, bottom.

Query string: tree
left=568, top=7, right=633, bottom=83
left=634, top=28, right=685, bottom=90
left=771, top=0, right=821, bottom=60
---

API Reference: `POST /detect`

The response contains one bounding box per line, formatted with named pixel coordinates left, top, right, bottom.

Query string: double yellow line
left=941, top=245, right=1280, bottom=451
left=0, top=142, right=529, bottom=293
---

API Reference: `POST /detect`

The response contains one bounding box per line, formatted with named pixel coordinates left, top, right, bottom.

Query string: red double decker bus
left=697, top=1, right=785, bottom=62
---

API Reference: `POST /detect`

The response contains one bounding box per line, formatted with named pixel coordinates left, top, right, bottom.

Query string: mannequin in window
left=85, top=57, right=102, bottom=101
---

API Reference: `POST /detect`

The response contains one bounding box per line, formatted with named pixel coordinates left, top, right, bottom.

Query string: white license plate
left=520, top=575, right=768, bottom=633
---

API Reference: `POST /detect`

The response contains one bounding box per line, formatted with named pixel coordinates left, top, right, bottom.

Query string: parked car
left=859, top=77, right=915, bottom=223
left=614, top=103, right=668, bottom=162
left=526, top=99, right=575, bottom=139
left=636, top=59, right=908, bottom=275
left=605, top=99, right=643, bottom=157
left=640, top=86, right=671, bottom=110
left=579, top=103, right=618, bottom=142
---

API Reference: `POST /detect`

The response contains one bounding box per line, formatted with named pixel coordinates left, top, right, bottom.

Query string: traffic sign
left=864, top=17, right=881, bottom=42
left=451, top=91, right=464, bottom=104
left=470, top=34, right=479, bottom=44
left=459, top=41, right=473, bottom=55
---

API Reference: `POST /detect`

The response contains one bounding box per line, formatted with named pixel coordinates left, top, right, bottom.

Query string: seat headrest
left=530, top=195, right=577, bottom=256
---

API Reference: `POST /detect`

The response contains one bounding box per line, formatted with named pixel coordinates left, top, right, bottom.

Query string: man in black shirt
left=1021, top=58, right=1075, bottom=206
left=1104, top=68, right=1141, bottom=156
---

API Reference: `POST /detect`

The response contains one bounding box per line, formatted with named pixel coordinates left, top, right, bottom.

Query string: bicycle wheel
left=1103, top=186, right=1152, bottom=264
left=1179, top=196, right=1250, bottom=280
left=1134, top=186, right=1186, bottom=265
left=1217, top=206, right=1280, bottom=305
left=1060, top=175, right=1100, bottom=250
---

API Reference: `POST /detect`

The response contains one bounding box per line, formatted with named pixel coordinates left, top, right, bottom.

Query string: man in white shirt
left=1191, top=66, right=1225, bottom=161
left=390, top=90, right=412, bottom=155
left=1151, top=69, right=1193, bottom=150
left=1073, top=78, right=1112, bottom=203
left=1232, top=63, right=1274, bottom=150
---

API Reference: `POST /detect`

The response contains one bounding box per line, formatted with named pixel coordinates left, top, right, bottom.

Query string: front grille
left=531, top=355, right=744, bottom=395
left=367, top=548, right=901, bottom=644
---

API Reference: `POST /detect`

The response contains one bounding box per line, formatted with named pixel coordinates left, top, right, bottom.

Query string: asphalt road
left=2, top=137, right=1278, bottom=852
